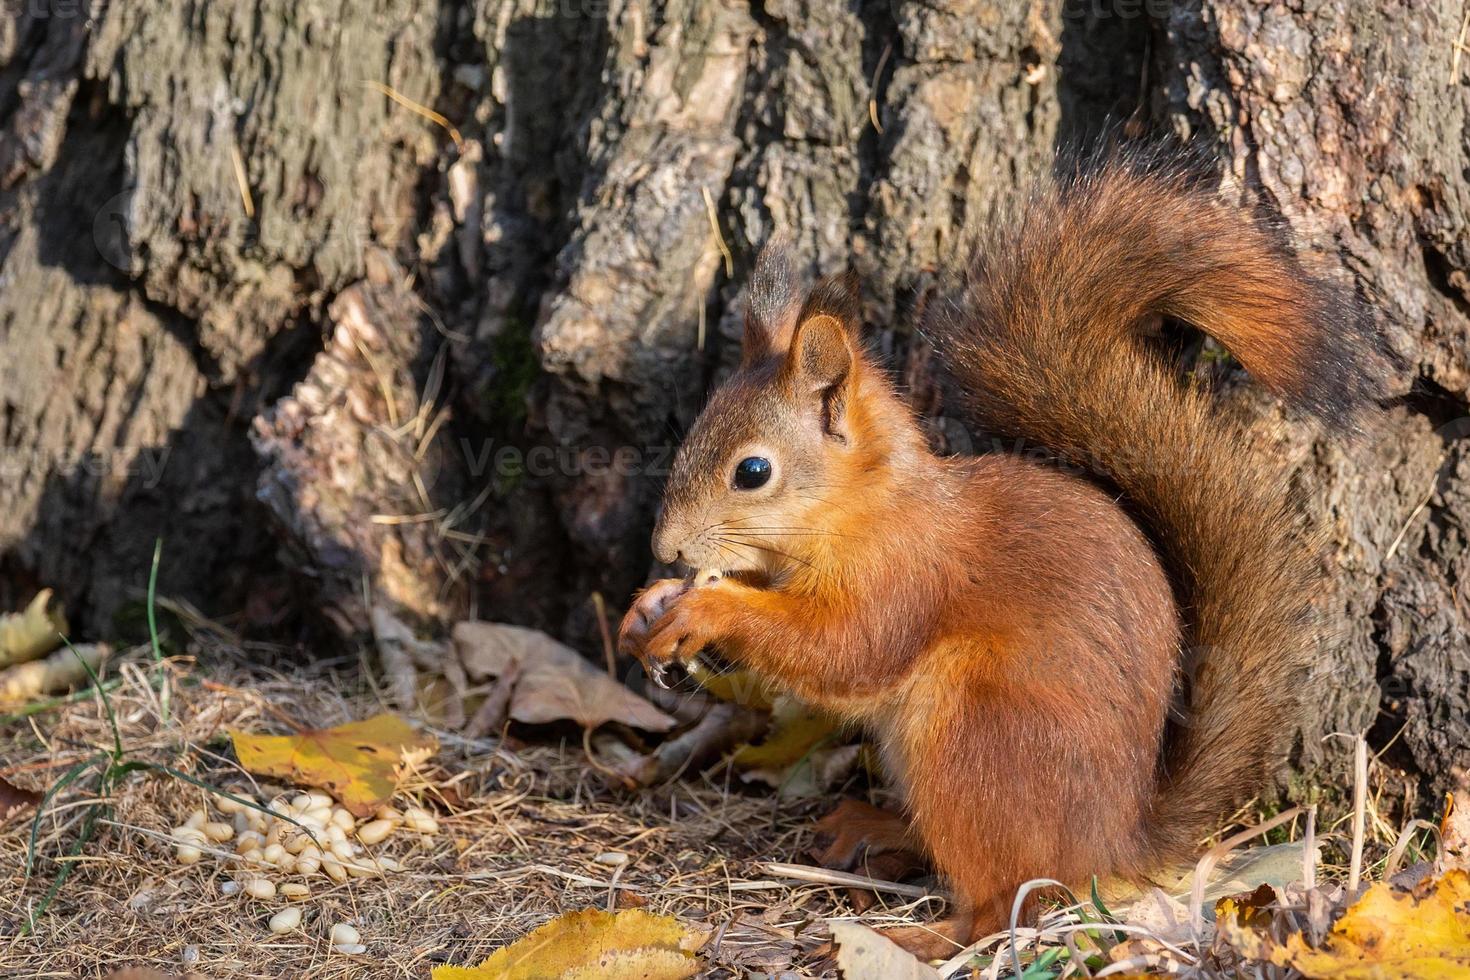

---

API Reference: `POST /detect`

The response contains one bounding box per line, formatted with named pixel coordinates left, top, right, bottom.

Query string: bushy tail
left=927, top=153, right=1386, bottom=856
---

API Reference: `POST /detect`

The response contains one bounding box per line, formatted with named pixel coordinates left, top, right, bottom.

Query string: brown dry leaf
left=830, top=921, right=941, bottom=980
left=453, top=622, right=674, bottom=732
left=431, top=908, right=707, bottom=979
left=1219, top=869, right=1470, bottom=978
left=0, top=589, right=66, bottom=668
left=229, top=713, right=437, bottom=817
left=1441, top=792, right=1470, bottom=872
left=0, top=774, right=42, bottom=823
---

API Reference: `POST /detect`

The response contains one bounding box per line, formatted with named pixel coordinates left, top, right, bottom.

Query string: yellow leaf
left=229, top=713, right=436, bottom=817
left=687, top=662, right=775, bottom=711
left=0, top=590, right=66, bottom=668
left=432, top=909, right=706, bottom=980
left=1220, top=870, right=1470, bottom=978
left=732, top=698, right=840, bottom=771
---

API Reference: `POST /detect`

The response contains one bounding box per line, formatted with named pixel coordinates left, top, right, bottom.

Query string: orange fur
left=619, top=153, right=1385, bottom=955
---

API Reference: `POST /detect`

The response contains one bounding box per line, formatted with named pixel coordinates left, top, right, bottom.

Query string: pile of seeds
left=168, top=788, right=441, bottom=943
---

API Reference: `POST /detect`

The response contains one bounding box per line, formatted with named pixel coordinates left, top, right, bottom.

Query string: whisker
left=722, top=536, right=816, bottom=570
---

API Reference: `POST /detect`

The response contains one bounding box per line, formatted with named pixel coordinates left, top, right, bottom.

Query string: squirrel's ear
left=782, top=313, right=854, bottom=439
left=742, top=240, right=802, bottom=364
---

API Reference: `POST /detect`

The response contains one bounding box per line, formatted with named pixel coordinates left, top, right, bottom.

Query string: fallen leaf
left=453, top=622, right=674, bottom=732
left=229, top=713, right=437, bottom=817
left=0, top=642, right=109, bottom=707
left=432, top=908, right=706, bottom=979
left=830, top=920, right=941, bottom=980
left=1219, top=869, right=1470, bottom=977
left=0, top=774, right=42, bottom=822
left=1442, top=792, right=1469, bottom=872
left=688, top=661, right=776, bottom=711
left=0, top=590, right=66, bottom=668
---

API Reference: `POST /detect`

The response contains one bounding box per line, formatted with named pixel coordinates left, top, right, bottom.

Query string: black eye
left=733, top=456, right=772, bottom=490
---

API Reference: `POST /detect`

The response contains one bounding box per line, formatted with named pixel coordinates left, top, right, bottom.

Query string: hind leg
left=812, top=798, right=918, bottom=868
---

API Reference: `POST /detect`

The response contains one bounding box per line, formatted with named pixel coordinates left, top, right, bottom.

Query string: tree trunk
left=1, top=0, right=1465, bottom=798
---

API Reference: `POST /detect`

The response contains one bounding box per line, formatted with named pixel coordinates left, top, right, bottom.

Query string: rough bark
left=0, top=0, right=1465, bottom=799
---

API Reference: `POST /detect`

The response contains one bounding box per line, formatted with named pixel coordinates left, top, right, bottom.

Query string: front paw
left=618, top=579, right=686, bottom=665
left=643, top=590, right=717, bottom=668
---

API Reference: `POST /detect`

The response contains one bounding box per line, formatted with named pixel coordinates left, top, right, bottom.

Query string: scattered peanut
left=332, top=808, right=356, bottom=831
left=184, top=809, right=207, bottom=830
left=355, top=819, right=394, bottom=846
left=269, top=907, right=303, bottom=933
left=175, top=844, right=202, bottom=865
left=243, top=877, right=277, bottom=901
left=402, top=807, right=439, bottom=834
left=280, top=882, right=310, bottom=899
left=203, top=821, right=235, bottom=842
left=329, top=923, right=361, bottom=946
left=332, top=943, right=367, bottom=955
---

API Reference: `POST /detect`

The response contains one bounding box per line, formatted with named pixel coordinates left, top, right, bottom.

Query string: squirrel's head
left=652, top=243, right=907, bottom=580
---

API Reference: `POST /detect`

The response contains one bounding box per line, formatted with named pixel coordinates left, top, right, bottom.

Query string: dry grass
left=0, top=636, right=907, bottom=978
left=0, top=626, right=1430, bottom=979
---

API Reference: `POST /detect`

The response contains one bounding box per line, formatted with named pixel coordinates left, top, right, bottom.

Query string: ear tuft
left=797, top=271, right=862, bottom=329
left=743, top=240, right=803, bottom=364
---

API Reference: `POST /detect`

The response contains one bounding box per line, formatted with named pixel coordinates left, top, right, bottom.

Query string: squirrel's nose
left=651, top=526, right=680, bottom=566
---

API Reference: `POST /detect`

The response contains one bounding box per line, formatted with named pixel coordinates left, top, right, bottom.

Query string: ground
left=0, top=625, right=1440, bottom=979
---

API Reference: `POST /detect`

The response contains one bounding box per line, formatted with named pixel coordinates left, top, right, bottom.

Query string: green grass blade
left=147, top=538, right=170, bottom=724
left=23, top=801, right=103, bottom=936
left=25, top=755, right=103, bottom=881
left=60, top=636, right=121, bottom=760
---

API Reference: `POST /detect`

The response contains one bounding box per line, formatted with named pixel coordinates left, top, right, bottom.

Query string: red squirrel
left=618, top=155, right=1384, bottom=956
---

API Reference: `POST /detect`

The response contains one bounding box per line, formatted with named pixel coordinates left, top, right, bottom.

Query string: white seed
left=280, top=882, right=310, bottom=899
left=261, top=843, right=288, bottom=866
left=376, top=857, right=404, bottom=873
left=283, top=832, right=312, bottom=855
left=329, top=840, right=355, bottom=862
left=345, top=860, right=376, bottom=879
left=403, top=807, right=439, bottom=835
left=185, top=809, right=207, bottom=830
left=269, top=907, right=303, bottom=933
left=235, top=832, right=263, bottom=854
left=594, top=851, right=629, bottom=867
left=175, top=844, right=202, bottom=865
left=294, top=854, right=321, bottom=877
left=322, top=856, right=348, bottom=883
left=172, top=826, right=207, bottom=845
left=374, top=805, right=401, bottom=822
left=203, top=821, right=235, bottom=842
left=290, top=794, right=312, bottom=811
left=329, top=923, right=361, bottom=946
left=219, top=880, right=241, bottom=896
left=265, top=823, right=283, bottom=846
left=332, top=943, right=367, bottom=955
left=332, top=808, right=356, bottom=830
left=355, top=819, right=395, bottom=845
left=303, top=806, right=333, bottom=827
left=243, top=877, right=277, bottom=901
left=215, top=793, right=246, bottom=815
left=325, top=824, right=347, bottom=844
